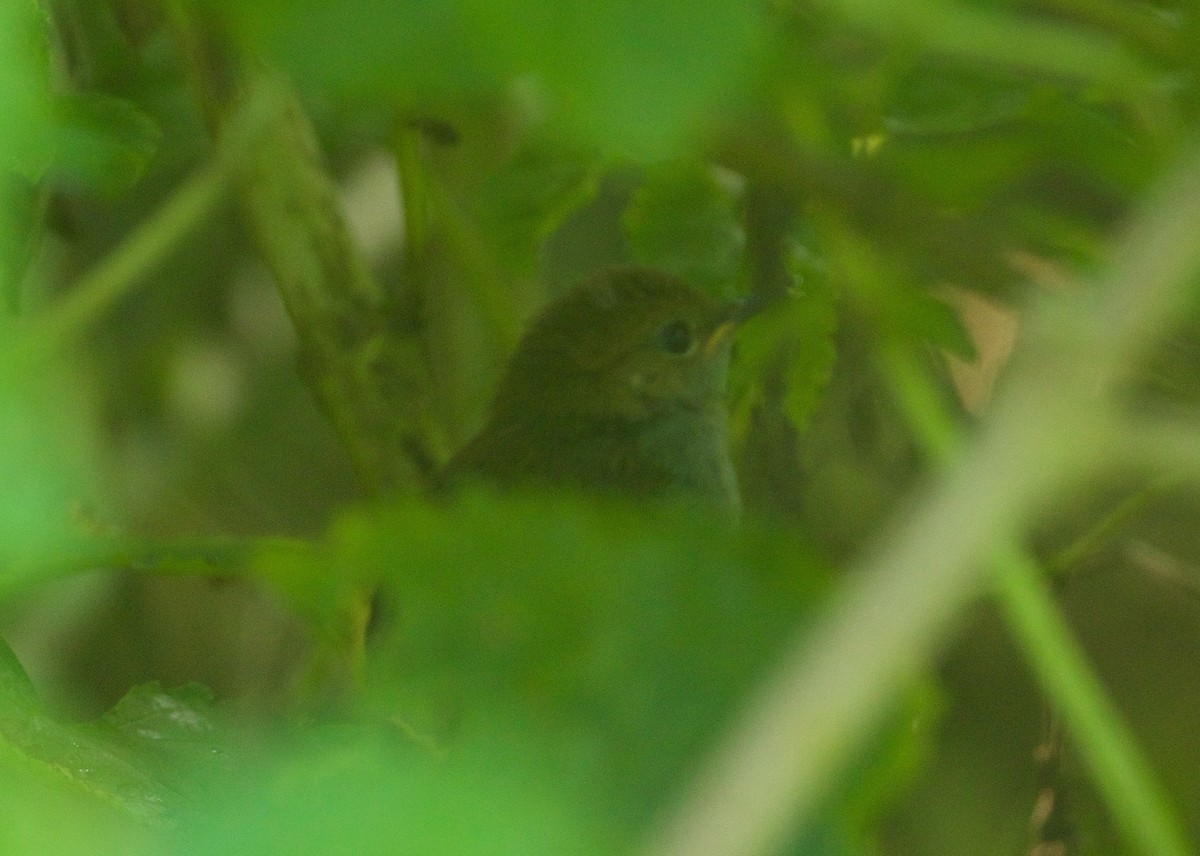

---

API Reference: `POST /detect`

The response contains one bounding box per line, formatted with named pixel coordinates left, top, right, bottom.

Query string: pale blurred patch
left=227, top=267, right=296, bottom=360
left=338, top=151, right=404, bottom=265
left=167, top=340, right=248, bottom=433
left=942, top=288, right=1019, bottom=415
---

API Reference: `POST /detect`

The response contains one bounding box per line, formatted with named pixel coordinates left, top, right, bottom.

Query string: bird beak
left=701, top=292, right=769, bottom=355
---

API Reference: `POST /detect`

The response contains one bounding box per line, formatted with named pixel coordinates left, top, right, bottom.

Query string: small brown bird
left=441, top=267, right=757, bottom=515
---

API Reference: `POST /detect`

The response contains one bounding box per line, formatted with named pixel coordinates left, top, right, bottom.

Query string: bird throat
left=518, top=401, right=740, bottom=515
left=630, top=402, right=740, bottom=515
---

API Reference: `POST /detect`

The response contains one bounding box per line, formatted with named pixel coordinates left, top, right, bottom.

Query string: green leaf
left=0, top=357, right=101, bottom=596
left=297, top=494, right=828, bottom=835
left=1, top=174, right=41, bottom=312
left=0, top=744, right=152, bottom=856
left=822, top=684, right=941, bottom=853
left=176, top=730, right=616, bottom=856
left=885, top=65, right=1031, bottom=138
left=475, top=139, right=604, bottom=279
left=731, top=249, right=840, bottom=437
left=906, top=291, right=977, bottom=360
left=0, top=0, right=52, bottom=181
left=227, top=0, right=764, bottom=159
left=825, top=0, right=1154, bottom=96
left=91, top=682, right=235, bottom=800
left=826, top=229, right=976, bottom=359
left=221, top=0, right=486, bottom=102
left=48, top=93, right=161, bottom=195
left=0, top=673, right=244, bottom=843
left=251, top=534, right=362, bottom=646
left=0, top=0, right=52, bottom=309
left=0, top=677, right=176, bottom=825
left=623, top=162, right=745, bottom=296
left=463, top=0, right=763, bottom=158
left=883, top=133, right=1033, bottom=211
left=0, top=636, right=37, bottom=715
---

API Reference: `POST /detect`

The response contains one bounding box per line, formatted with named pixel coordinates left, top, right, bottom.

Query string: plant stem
left=11, top=161, right=229, bottom=368
left=992, top=540, right=1191, bottom=856
left=638, top=133, right=1200, bottom=855
left=1047, top=480, right=1169, bottom=578
left=885, top=345, right=1191, bottom=856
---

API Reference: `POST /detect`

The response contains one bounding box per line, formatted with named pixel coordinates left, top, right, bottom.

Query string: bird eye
left=656, top=319, right=695, bottom=355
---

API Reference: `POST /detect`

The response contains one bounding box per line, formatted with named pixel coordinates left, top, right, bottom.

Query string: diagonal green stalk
left=992, top=539, right=1190, bottom=856
left=884, top=346, right=1190, bottom=856
left=1047, top=479, right=1170, bottom=578
left=11, top=161, right=229, bottom=367
left=0, top=534, right=265, bottom=601
left=5, top=80, right=285, bottom=371
left=640, top=139, right=1200, bottom=856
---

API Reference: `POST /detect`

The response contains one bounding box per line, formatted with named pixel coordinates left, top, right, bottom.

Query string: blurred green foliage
left=624, top=162, right=745, bottom=295
left=267, top=495, right=837, bottom=845
left=1, top=0, right=1199, bottom=854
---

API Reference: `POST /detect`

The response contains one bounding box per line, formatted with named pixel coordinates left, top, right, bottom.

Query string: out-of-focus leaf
left=882, top=134, right=1032, bottom=211
left=475, top=139, right=603, bottom=279
left=223, top=0, right=763, bottom=159
left=1135, top=307, right=1200, bottom=408
left=48, top=93, right=161, bottom=195
left=1, top=174, right=42, bottom=312
left=288, top=493, right=827, bottom=837
left=0, top=675, right=245, bottom=839
left=731, top=249, right=839, bottom=439
left=885, top=66, right=1031, bottom=138
left=220, top=0, right=485, bottom=102
left=0, top=636, right=37, bottom=714
left=883, top=71, right=1150, bottom=223
left=824, top=0, right=1154, bottom=95
left=829, top=230, right=976, bottom=359
left=1, top=0, right=52, bottom=309
left=821, top=684, right=941, bottom=853
left=254, top=535, right=364, bottom=649
left=623, top=162, right=745, bottom=296
left=1022, top=95, right=1154, bottom=203
left=175, top=729, right=616, bottom=856
left=0, top=356, right=102, bottom=595
left=905, top=291, right=977, bottom=360
left=0, top=744, right=153, bottom=856
left=463, top=0, right=763, bottom=158
left=0, top=0, right=52, bottom=181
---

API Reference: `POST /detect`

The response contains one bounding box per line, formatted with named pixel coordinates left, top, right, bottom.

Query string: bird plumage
left=441, top=267, right=744, bottom=514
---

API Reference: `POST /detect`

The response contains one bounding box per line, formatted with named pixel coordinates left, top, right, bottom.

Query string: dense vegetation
left=2, top=1, right=1199, bottom=854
